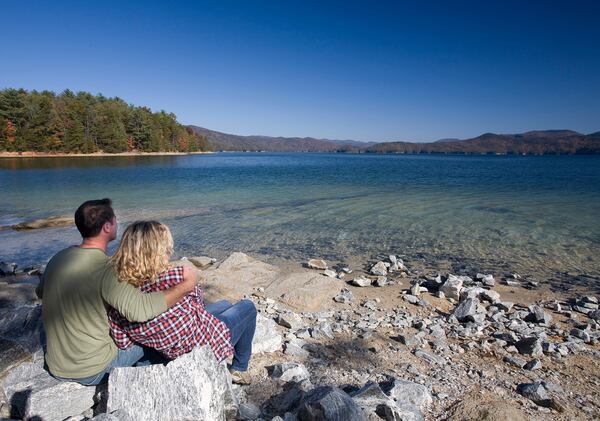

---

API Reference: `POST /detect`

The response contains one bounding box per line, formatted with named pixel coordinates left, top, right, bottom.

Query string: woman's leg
left=204, top=300, right=233, bottom=316
left=211, top=299, right=257, bottom=371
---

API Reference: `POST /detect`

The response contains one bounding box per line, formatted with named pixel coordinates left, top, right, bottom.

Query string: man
left=38, top=198, right=198, bottom=385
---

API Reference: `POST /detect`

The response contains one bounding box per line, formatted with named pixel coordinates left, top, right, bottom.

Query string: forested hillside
left=0, top=89, right=210, bottom=153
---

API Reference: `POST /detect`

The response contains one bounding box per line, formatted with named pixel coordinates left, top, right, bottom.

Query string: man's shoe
left=228, top=368, right=252, bottom=385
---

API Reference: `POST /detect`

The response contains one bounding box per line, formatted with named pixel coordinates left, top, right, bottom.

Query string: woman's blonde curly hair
left=110, top=220, right=174, bottom=287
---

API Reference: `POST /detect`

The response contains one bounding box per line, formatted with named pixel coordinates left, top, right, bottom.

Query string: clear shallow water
left=1, top=153, right=599, bottom=290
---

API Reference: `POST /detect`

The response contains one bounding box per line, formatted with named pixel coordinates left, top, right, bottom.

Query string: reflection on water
left=1, top=153, right=599, bottom=290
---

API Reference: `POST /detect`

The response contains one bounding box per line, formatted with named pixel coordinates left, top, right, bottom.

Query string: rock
left=452, top=298, right=480, bottom=323
left=253, top=314, right=283, bottom=353
left=11, top=216, right=73, bottom=231
left=413, top=349, right=444, bottom=365
left=370, top=261, right=388, bottom=276
left=525, top=305, right=552, bottom=325
left=587, top=309, right=600, bottom=320
left=403, top=294, right=420, bottom=305
left=89, top=410, right=134, bottom=421
left=482, top=274, right=495, bottom=286
left=308, top=259, right=328, bottom=270
left=238, top=402, right=261, bottom=420
left=524, top=359, right=542, bottom=370
left=323, top=269, right=337, bottom=278
left=516, top=382, right=556, bottom=408
left=570, top=328, right=591, bottom=343
left=503, top=356, right=526, bottom=368
left=284, top=341, right=310, bottom=359
left=480, top=289, right=500, bottom=303
left=351, top=382, right=423, bottom=421
left=0, top=338, right=31, bottom=376
left=381, top=378, right=432, bottom=411
left=186, top=256, right=216, bottom=268
left=440, top=275, right=463, bottom=301
left=0, top=262, right=17, bottom=276
left=515, top=337, right=543, bottom=356
left=497, top=301, right=514, bottom=312
left=107, top=346, right=231, bottom=420
left=362, top=299, right=378, bottom=310
left=349, top=276, right=372, bottom=287
left=267, top=363, right=310, bottom=384
left=393, top=334, right=421, bottom=347
left=333, top=288, right=353, bottom=303
left=275, top=313, right=303, bottom=330
left=372, top=276, right=388, bottom=287
left=2, top=360, right=95, bottom=421
left=297, top=386, right=366, bottom=421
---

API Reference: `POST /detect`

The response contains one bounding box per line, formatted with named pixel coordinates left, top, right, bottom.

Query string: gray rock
left=253, top=314, right=283, bottom=353
left=588, top=310, right=600, bottom=320
left=276, top=313, right=303, bottom=330
left=381, top=378, right=432, bottom=410
left=307, top=259, right=328, bottom=270
left=413, top=349, right=444, bottom=365
left=297, top=386, right=366, bottom=421
left=0, top=338, right=31, bottom=376
left=497, top=301, right=514, bottom=312
left=480, top=289, right=500, bottom=303
left=570, top=328, right=591, bottom=343
left=482, top=274, right=495, bottom=286
left=323, top=269, right=337, bottom=278
left=515, top=337, right=543, bottom=356
left=107, top=346, right=231, bottom=421
left=284, top=341, right=310, bottom=359
left=89, top=410, right=135, bottom=421
left=186, top=256, right=216, bottom=268
left=525, top=305, right=552, bottom=325
left=403, top=294, right=420, bottom=305
left=372, top=276, right=388, bottom=287
left=351, top=382, right=423, bottom=421
left=516, top=382, right=562, bottom=410
left=238, top=402, right=261, bottom=420
left=370, top=261, right=388, bottom=276
left=2, top=360, right=95, bottom=421
left=0, top=262, right=17, bottom=276
left=440, top=275, right=463, bottom=301
left=268, top=363, right=310, bottom=384
left=393, top=334, right=421, bottom=347
left=452, top=298, right=480, bottom=323
left=524, top=359, right=542, bottom=370
left=333, top=288, right=353, bottom=303
left=349, top=277, right=372, bottom=287
left=503, top=356, right=526, bottom=368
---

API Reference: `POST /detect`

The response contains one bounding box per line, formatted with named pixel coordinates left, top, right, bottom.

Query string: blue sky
left=2, top=1, right=599, bottom=142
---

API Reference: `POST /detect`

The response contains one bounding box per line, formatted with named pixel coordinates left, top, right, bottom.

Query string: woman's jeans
left=205, top=299, right=257, bottom=371
left=53, top=344, right=161, bottom=386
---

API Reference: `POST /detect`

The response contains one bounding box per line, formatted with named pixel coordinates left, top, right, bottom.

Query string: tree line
left=0, top=88, right=211, bottom=153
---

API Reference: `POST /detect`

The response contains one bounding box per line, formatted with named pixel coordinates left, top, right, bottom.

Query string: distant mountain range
left=188, top=126, right=600, bottom=155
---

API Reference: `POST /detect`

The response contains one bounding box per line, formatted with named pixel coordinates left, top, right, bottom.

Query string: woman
left=108, top=220, right=256, bottom=384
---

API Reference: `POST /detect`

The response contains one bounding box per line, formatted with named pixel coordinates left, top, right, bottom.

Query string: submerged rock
left=11, top=216, right=74, bottom=231
left=186, top=256, right=217, bottom=268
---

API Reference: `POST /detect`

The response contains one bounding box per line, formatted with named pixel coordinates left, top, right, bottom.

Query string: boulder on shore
left=107, top=345, right=232, bottom=421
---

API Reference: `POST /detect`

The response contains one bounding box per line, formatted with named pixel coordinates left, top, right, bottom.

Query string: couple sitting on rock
left=38, top=198, right=256, bottom=386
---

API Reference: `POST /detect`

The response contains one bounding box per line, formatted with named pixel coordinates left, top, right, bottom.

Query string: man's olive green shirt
left=40, top=247, right=167, bottom=378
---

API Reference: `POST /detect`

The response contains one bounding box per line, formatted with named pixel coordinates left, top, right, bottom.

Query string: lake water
left=1, top=153, right=599, bottom=291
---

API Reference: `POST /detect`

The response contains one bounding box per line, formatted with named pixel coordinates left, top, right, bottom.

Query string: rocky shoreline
left=0, top=252, right=598, bottom=420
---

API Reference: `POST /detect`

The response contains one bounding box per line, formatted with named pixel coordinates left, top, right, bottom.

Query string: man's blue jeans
left=53, top=344, right=160, bottom=386
left=205, top=299, right=257, bottom=371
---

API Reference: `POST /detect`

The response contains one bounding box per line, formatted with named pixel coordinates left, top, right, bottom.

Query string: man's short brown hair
left=74, top=198, right=115, bottom=238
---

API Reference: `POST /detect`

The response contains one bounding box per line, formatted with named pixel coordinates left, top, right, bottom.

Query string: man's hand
left=164, top=265, right=201, bottom=307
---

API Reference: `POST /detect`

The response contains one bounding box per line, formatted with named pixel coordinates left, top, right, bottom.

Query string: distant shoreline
left=0, top=151, right=212, bottom=158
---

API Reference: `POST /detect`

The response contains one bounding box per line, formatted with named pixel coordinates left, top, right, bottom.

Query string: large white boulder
left=2, top=360, right=95, bottom=421
left=107, top=345, right=231, bottom=421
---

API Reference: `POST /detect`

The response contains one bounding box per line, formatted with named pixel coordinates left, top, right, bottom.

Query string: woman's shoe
left=228, top=368, right=252, bottom=385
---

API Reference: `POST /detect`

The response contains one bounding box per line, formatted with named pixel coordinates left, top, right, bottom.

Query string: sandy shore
left=0, top=151, right=212, bottom=158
